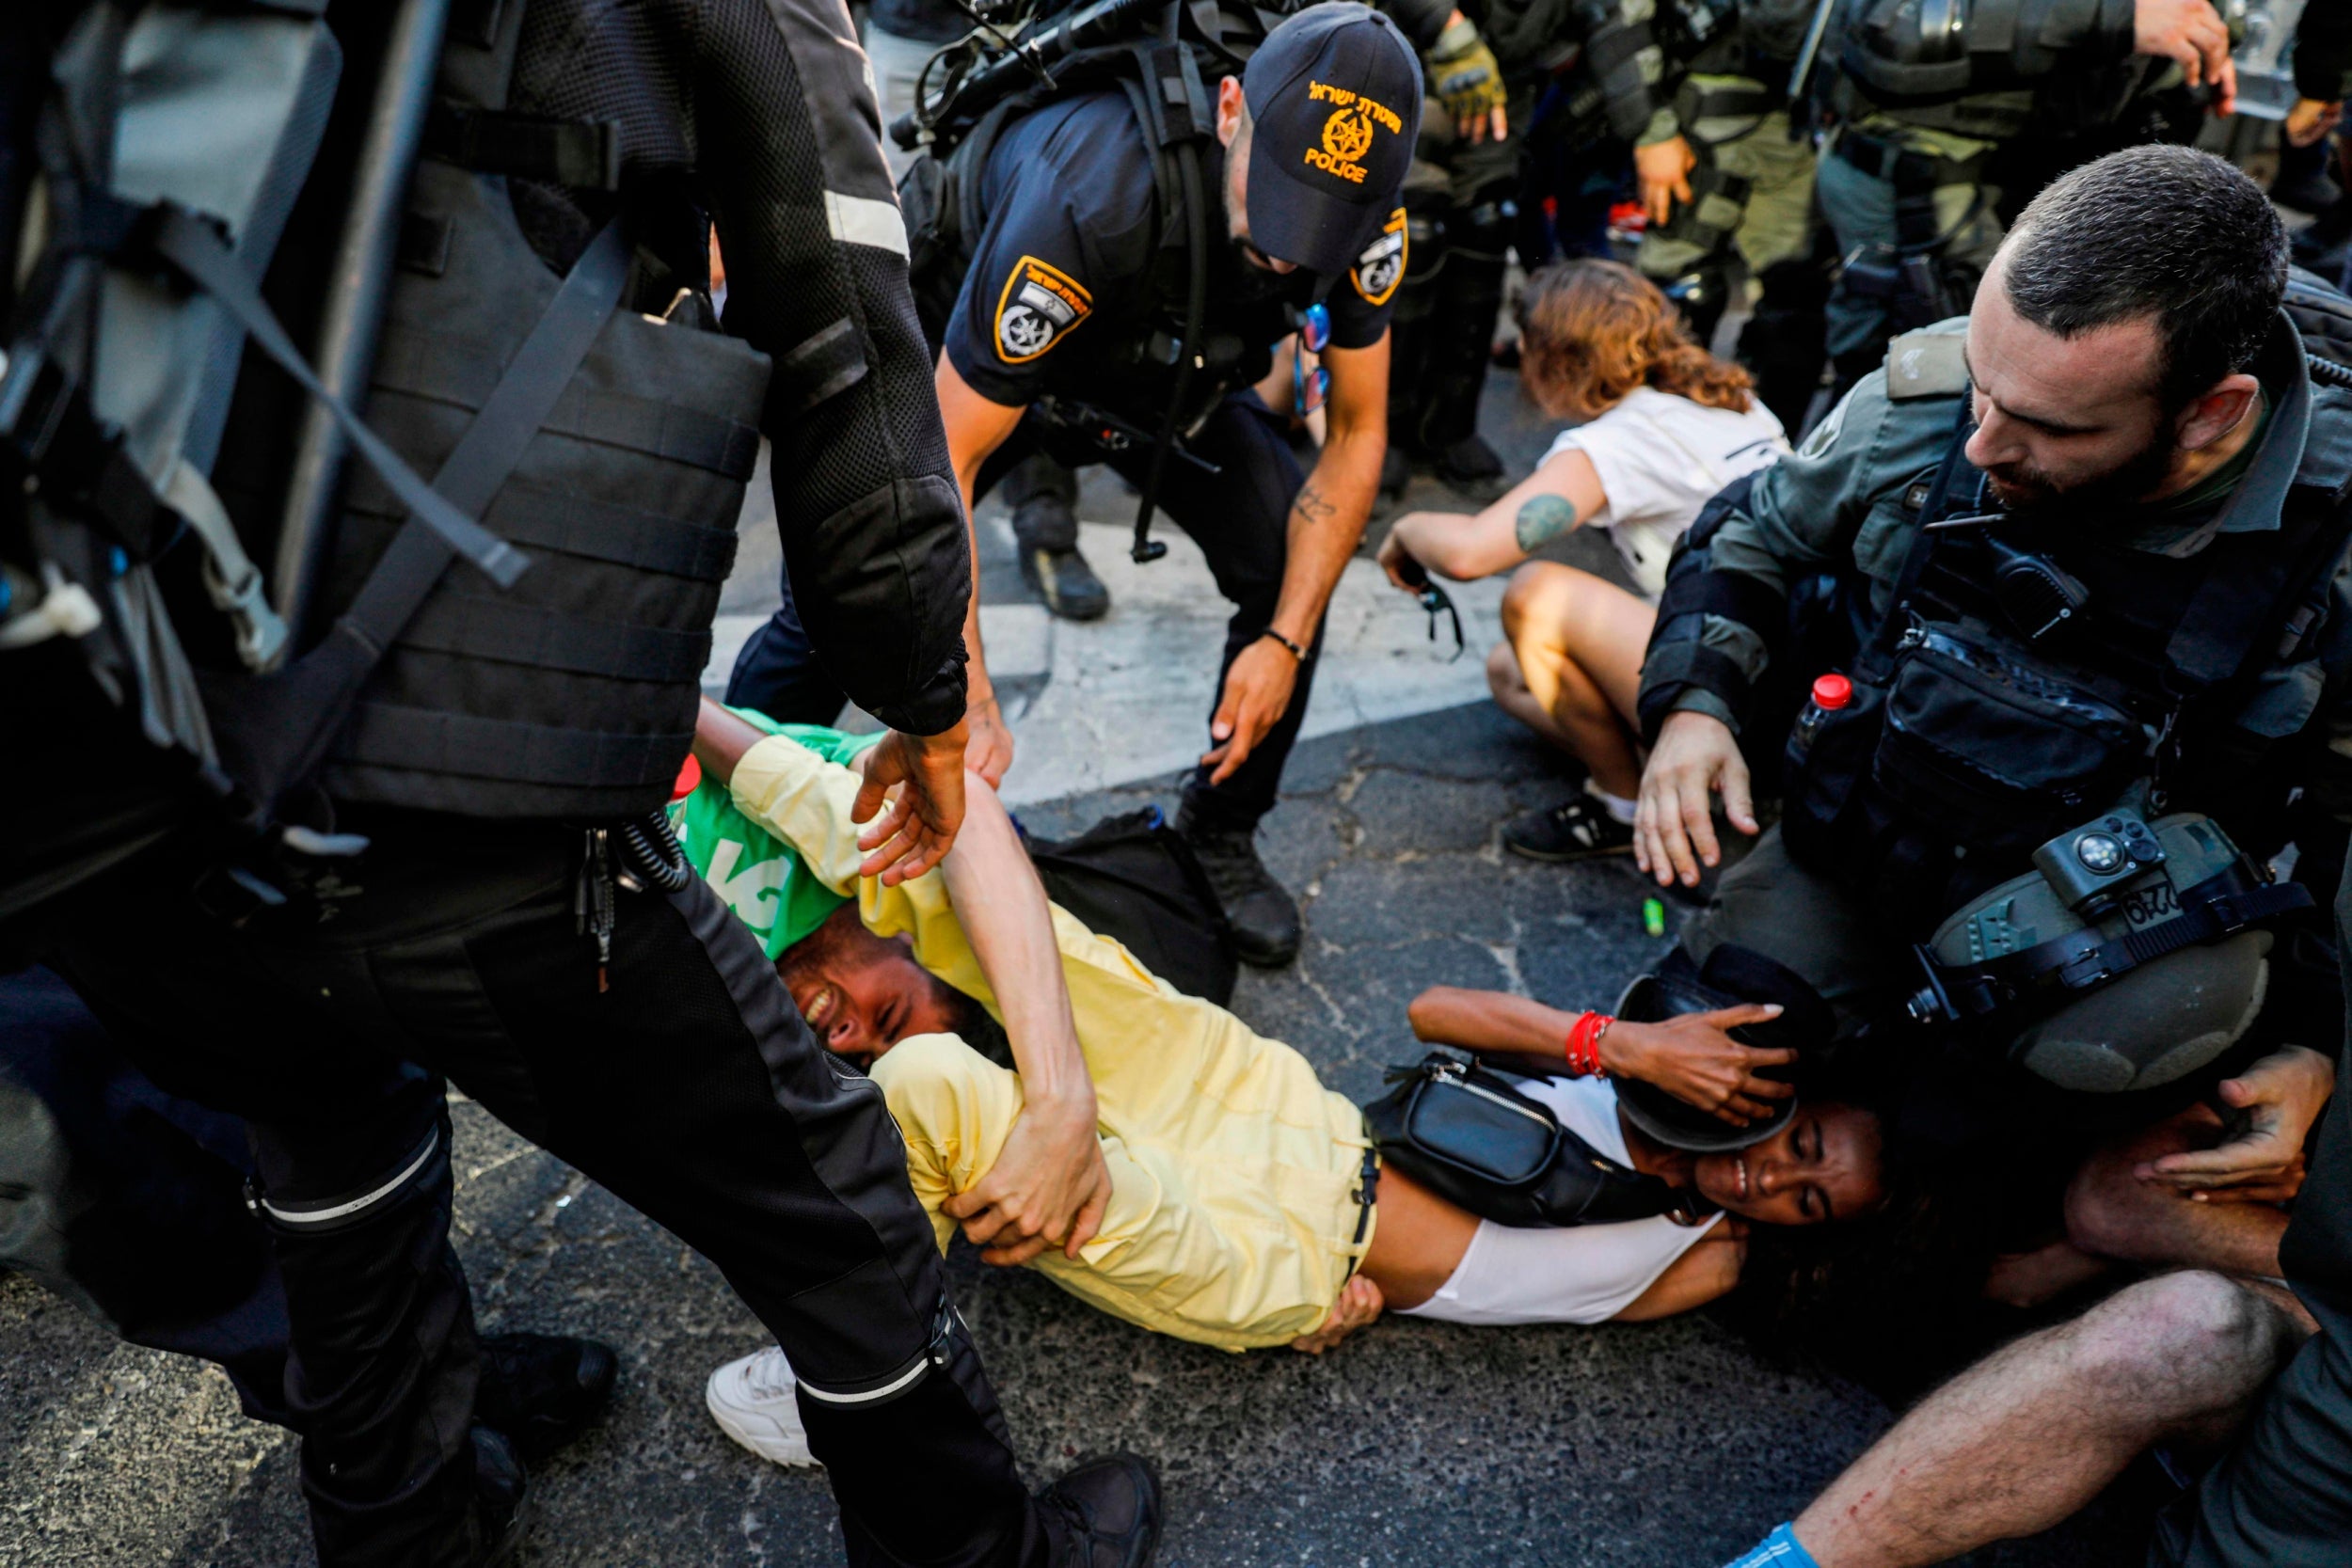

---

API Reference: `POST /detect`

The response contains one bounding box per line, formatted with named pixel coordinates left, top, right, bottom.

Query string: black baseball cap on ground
left=1241, top=3, right=1421, bottom=279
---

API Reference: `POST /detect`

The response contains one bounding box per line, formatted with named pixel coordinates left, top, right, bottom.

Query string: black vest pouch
left=1360, top=1053, right=1694, bottom=1228
left=1780, top=673, right=1888, bottom=866
left=1869, top=620, right=2149, bottom=853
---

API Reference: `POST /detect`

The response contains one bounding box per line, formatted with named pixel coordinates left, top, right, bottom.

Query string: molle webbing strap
left=332, top=704, right=690, bottom=786
left=422, top=103, right=623, bottom=190
left=347, top=481, right=739, bottom=580
left=369, top=329, right=763, bottom=479
left=391, top=593, right=714, bottom=682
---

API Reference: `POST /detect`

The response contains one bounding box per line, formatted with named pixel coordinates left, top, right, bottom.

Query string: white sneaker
left=705, top=1346, right=820, bottom=1467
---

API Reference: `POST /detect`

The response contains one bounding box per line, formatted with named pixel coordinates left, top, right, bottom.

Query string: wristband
left=1565, top=1011, right=1613, bottom=1078
left=1260, top=627, right=1307, bottom=663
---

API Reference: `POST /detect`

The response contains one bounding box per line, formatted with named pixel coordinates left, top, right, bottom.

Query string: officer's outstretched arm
left=933, top=355, right=1033, bottom=788
left=1202, top=332, right=1389, bottom=784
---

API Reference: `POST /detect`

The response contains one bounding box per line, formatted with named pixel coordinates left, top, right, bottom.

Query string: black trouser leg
left=1001, top=451, right=1080, bottom=553
left=1416, top=240, right=1507, bottom=451
left=724, top=561, right=850, bottom=725
left=45, top=903, right=478, bottom=1568
left=1104, top=394, right=1318, bottom=832
left=1738, top=253, right=1832, bottom=437
left=0, top=967, right=296, bottom=1429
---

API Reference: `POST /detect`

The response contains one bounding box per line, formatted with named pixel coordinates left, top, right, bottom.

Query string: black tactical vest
left=309, top=0, right=770, bottom=818
left=1780, top=319, right=2352, bottom=929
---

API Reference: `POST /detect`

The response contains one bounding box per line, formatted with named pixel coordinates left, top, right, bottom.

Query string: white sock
left=1587, top=787, right=1638, bottom=825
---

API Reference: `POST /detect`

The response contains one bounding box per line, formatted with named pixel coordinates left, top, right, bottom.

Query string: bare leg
left=2065, top=1105, right=2290, bottom=1280
left=1787, top=1272, right=2306, bottom=1568
left=1492, top=562, right=1654, bottom=799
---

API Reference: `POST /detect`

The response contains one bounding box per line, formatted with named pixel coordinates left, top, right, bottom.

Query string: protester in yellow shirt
left=685, top=700, right=1889, bottom=1466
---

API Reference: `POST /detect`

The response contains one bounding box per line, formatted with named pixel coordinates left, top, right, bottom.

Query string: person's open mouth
left=801, top=984, right=841, bottom=1033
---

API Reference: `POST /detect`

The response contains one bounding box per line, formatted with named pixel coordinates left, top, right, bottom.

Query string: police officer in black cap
left=930, top=1, right=1424, bottom=967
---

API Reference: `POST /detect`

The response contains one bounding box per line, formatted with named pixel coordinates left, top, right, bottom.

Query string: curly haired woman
left=1378, top=260, right=1788, bottom=860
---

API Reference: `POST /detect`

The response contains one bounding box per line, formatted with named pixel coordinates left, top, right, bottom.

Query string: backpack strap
left=1115, top=30, right=1212, bottom=563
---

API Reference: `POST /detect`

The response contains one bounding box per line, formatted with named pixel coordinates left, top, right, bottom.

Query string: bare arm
left=1406, top=985, right=1794, bottom=1125
left=1379, top=447, right=1605, bottom=585
left=1201, top=332, right=1389, bottom=784
left=1613, top=1225, right=1743, bottom=1321
left=934, top=775, right=1113, bottom=1264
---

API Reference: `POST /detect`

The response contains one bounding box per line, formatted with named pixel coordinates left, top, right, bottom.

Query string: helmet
left=1904, top=808, right=2309, bottom=1092
left=1612, top=943, right=1836, bottom=1152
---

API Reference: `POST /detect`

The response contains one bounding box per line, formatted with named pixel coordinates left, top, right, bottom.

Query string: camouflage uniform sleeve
left=1637, top=325, right=1969, bottom=739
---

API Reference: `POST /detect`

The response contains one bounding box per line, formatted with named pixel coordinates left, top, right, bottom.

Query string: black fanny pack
left=1360, top=1053, right=1700, bottom=1228
left=1785, top=615, right=2152, bottom=871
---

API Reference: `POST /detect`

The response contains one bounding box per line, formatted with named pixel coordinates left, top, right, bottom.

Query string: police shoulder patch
left=1351, top=209, right=1406, bottom=307
left=993, top=255, right=1092, bottom=364
left=1883, top=327, right=1969, bottom=402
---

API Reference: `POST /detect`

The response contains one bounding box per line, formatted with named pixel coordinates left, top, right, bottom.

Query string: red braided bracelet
left=1564, top=1011, right=1613, bottom=1078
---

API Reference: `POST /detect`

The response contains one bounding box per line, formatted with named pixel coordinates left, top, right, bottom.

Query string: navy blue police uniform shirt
left=944, top=91, right=1406, bottom=415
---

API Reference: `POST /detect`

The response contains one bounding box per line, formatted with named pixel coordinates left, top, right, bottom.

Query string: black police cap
left=1241, top=3, right=1420, bottom=278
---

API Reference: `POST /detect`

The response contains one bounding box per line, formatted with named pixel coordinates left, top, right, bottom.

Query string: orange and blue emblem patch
left=1352, top=208, right=1406, bottom=307
left=993, top=255, right=1092, bottom=363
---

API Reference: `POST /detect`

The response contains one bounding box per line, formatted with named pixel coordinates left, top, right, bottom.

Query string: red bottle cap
left=671, top=752, right=703, bottom=801
left=1811, top=673, right=1852, bottom=711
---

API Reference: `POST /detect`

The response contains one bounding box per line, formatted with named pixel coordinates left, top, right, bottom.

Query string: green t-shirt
left=670, top=711, right=883, bottom=960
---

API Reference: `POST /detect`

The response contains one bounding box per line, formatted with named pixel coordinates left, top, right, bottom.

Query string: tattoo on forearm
left=1293, top=480, right=1337, bottom=524
left=1515, top=492, right=1579, bottom=552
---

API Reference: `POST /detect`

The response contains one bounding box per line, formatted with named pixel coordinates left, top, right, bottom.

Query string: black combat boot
left=1018, top=544, right=1110, bottom=621
left=1037, top=1453, right=1163, bottom=1568
left=466, top=1426, right=533, bottom=1567
left=475, top=1332, right=618, bottom=1463
left=1007, top=452, right=1109, bottom=621
left=1177, top=806, right=1300, bottom=967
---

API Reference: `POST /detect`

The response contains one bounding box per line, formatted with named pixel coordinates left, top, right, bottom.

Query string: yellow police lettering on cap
left=1352, top=208, right=1406, bottom=306
left=1301, top=80, right=1402, bottom=186
left=993, top=255, right=1092, bottom=364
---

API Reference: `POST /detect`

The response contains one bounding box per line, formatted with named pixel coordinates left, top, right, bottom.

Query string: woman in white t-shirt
left=1379, top=260, right=1788, bottom=861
